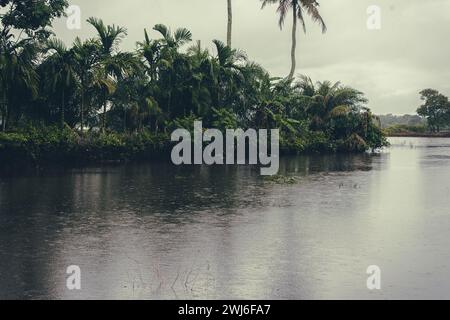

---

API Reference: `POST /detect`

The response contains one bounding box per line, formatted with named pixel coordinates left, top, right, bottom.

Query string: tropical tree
left=261, top=0, right=327, bottom=79
left=72, top=37, right=100, bottom=132
left=152, top=24, right=192, bottom=117
left=44, top=38, right=78, bottom=128
left=211, top=39, right=247, bottom=109
left=1, top=0, right=68, bottom=130
left=0, top=29, right=39, bottom=130
left=295, top=77, right=364, bottom=125
left=187, top=40, right=215, bottom=118
left=87, top=17, right=131, bottom=132
left=137, top=29, right=162, bottom=83
left=153, top=24, right=192, bottom=50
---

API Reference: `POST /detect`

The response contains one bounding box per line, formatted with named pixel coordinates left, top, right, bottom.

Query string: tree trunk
left=1, top=109, right=5, bottom=132
left=288, top=5, right=298, bottom=80
left=80, top=87, right=85, bottom=135
left=61, top=88, right=65, bottom=129
left=123, top=108, right=127, bottom=133
left=167, top=91, right=172, bottom=116
left=227, top=0, right=232, bottom=47
left=102, top=92, right=107, bottom=133
left=1, top=89, right=7, bottom=132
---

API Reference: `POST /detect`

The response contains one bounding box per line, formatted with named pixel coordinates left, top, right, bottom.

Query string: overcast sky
left=51, top=0, right=450, bottom=115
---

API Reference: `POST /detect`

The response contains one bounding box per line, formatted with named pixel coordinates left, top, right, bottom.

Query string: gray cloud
left=52, top=0, right=450, bottom=114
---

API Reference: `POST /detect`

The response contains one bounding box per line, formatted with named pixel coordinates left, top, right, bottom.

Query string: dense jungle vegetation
left=0, top=0, right=387, bottom=165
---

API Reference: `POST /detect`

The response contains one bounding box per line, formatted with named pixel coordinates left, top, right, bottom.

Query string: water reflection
left=1, top=138, right=450, bottom=299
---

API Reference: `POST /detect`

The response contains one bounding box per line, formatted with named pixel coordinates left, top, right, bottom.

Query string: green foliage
left=384, top=124, right=428, bottom=136
left=378, top=114, right=425, bottom=129
left=0, top=3, right=387, bottom=165
left=0, top=125, right=78, bottom=162
left=211, top=107, right=237, bottom=130
left=337, top=133, right=368, bottom=153
left=165, top=114, right=201, bottom=133
left=1, top=0, right=68, bottom=33
left=417, top=89, right=450, bottom=132
left=0, top=126, right=170, bottom=165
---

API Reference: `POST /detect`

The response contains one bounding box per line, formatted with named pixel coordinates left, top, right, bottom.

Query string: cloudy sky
left=51, top=0, right=450, bottom=115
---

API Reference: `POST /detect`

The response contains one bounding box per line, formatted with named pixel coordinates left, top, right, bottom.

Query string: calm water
left=1, top=137, right=450, bottom=300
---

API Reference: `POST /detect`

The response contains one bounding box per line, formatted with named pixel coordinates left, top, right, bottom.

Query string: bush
left=0, top=126, right=171, bottom=166
left=337, top=133, right=368, bottom=153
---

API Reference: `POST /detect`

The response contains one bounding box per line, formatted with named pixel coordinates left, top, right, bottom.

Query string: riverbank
left=387, top=132, right=450, bottom=138
left=384, top=124, right=450, bottom=137
left=0, top=126, right=386, bottom=168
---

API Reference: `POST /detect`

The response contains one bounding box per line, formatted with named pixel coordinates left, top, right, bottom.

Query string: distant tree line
left=378, top=114, right=425, bottom=129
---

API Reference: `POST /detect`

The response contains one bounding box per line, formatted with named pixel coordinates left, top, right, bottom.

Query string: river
left=1, top=137, right=450, bottom=299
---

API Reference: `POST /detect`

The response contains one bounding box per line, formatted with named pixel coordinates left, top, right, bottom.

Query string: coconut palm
left=261, top=0, right=327, bottom=79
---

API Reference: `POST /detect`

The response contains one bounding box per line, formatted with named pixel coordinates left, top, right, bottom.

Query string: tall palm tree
left=227, top=0, right=233, bottom=47
left=152, top=24, right=192, bottom=116
left=87, top=17, right=127, bottom=56
left=212, top=39, right=247, bottom=108
left=87, top=17, right=128, bottom=132
left=0, top=28, right=38, bottom=131
left=137, top=29, right=163, bottom=83
left=45, top=38, right=77, bottom=128
left=261, top=0, right=326, bottom=79
left=73, top=37, right=100, bottom=133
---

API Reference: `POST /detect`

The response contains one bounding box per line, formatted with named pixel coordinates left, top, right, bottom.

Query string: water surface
left=1, top=137, right=450, bottom=299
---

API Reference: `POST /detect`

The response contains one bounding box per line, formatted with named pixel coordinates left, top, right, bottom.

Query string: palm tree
left=87, top=17, right=129, bottom=132
left=87, top=17, right=127, bottom=56
left=227, top=0, right=233, bottom=47
left=153, top=24, right=192, bottom=50
left=152, top=24, right=192, bottom=116
left=212, top=39, right=247, bottom=108
left=261, top=0, right=327, bottom=79
left=91, top=61, right=116, bottom=129
left=45, top=38, right=77, bottom=128
left=296, top=76, right=367, bottom=130
left=73, top=37, right=100, bottom=133
left=137, top=29, right=163, bottom=83
left=0, top=28, right=38, bottom=131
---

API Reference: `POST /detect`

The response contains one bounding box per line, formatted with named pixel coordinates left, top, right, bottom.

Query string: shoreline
left=0, top=127, right=386, bottom=170
left=387, top=133, right=450, bottom=138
